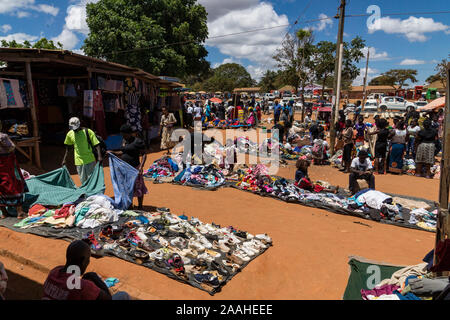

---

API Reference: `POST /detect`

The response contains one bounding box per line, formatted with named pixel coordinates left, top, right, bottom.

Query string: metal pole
left=434, top=64, right=450, bottom=270
left=334, top=43, right=344, bottom=126
left=362, top=48, right=370, bottom=107
left=330, top=0, right=346, bottom=155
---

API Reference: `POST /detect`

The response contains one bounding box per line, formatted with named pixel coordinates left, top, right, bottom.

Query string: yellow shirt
left=64, top=129, right=99, bottom=166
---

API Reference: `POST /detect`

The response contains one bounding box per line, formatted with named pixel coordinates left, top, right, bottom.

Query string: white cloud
left=352, top=67, right=379, bottom=86
left=212, top=57, right=239, bottom=68
left=0, top=32, right=39, bottom=43
left=246, top=65, right=265, bottom=81
left=368, top=16, right=450, bottom=42
left=399, top=58, right=426, bottom=65
left=31, top=4, right=59, bottom=16
left=314, top=13, right=333, bottom=31
left=51, top=28, right=79, bottom=50
left=16, top=11, right=31, bottom=18
left=1, top=24, right=12, bottom=33
left=198, top=0, right=258, bottom=22
left=362, top=46, right=389, bottom=61
left=206, top=2, right=289, bottom=66
left=0, top=0, right=59, bottom=17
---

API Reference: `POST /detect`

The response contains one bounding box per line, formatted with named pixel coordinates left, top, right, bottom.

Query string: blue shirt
left=274, top=104, right=282, bottom=115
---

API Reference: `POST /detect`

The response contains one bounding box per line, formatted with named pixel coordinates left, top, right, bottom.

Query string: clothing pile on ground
left=281, top=144, right=313, bottom=161
left=344, top=244, right=450, bottom=300
left=13, top=195, right=123, bottom=230
left=203, top=119, right=251, bottom=129
left=173, top=164, right=226, bottom=189
left=144, top=155, right=181, bottom=180
left=330, top=149, right=343, bottom=167
left=82, top=208, right=272, bottom=295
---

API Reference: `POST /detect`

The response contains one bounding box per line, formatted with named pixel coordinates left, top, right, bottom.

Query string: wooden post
left=362, top=48, right=370, bottom=108
left=25, top=61, right=41, bottom=169
left=434, top=63, right=450, bottom=269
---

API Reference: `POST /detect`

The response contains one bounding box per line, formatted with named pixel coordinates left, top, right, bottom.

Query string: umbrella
left=417, top=97, right=446, bottom=111
left=210, top=97, right=222, bottom=103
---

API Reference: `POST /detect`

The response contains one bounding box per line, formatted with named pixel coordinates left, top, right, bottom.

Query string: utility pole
left=330, top=0, right=346, bottom=155
left=434, top=63, right=450, bottom=271
left=362, top=48, right=370, bottom=108
left=334, top=43, right=344, bottom=126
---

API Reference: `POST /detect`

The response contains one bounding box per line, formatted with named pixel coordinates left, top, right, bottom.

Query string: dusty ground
left=0, top=111, right=439, bottom=300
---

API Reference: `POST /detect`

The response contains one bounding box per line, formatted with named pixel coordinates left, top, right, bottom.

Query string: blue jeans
left=407, top=137, right=415, bottom=158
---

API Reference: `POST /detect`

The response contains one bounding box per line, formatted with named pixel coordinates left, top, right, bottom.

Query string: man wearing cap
left=62, top=117, right=102, bottom=184
left=349, top=149, right=375, bottom=195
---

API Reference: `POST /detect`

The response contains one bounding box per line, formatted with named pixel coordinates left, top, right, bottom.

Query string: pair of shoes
left=255, top=234, right=272, bottom=245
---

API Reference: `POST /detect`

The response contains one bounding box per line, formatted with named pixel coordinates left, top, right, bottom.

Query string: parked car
left=263, top=93, right=275, bottom=101
left=414, top=101, right=428, bottom=109
left=363, top=99, right=378, bottom=111
left=378, top=96, right=415, bottom=112
left=367, top=93, right=385, bottom=100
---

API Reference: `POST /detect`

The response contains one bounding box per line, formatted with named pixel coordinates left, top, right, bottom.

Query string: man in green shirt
left=62, top=117, right=102, bottom=184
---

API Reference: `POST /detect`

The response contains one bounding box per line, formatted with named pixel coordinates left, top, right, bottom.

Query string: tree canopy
left=202, top=63, right=255, bottom=92
left=82, top=0, right=209, bottom=77
left=369, top=69, right=418, bottom=89
left=0, top=38, right=63, bottom=50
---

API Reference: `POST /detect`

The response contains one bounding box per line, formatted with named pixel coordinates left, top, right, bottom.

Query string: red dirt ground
left=0, top=112, right=440, bottom=300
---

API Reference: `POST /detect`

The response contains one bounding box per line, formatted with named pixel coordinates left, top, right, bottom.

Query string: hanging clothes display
left=18, top=80, right=29, bottom=108
left=93, top=90, right=108, bottom=139
left=0, top=78, right=25, bottom=109
left=83, top=90, right=94, bottom=118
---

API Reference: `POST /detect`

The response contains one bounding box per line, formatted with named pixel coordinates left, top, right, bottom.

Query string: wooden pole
left=362, top=48, right=370, bottom=108
left=25, top=61, right=41, bottom=168
left=330, top=0, right=346, bottom=155
left=434, top=63, right=450, bottom=270
left=334, top=43, right=344, bottom=127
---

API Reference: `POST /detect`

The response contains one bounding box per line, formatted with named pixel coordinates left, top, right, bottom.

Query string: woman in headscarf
left=0, top=122, right=27, bottom=219
left=160, top=107, right=177, bottom=152
left=415, top=119, right=437, bottom=178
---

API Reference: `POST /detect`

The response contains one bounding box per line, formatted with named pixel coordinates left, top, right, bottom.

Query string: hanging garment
left=83, top=90, right=94, bottom=118
left=430, top=239, right=450, bottom=273
left=0, top=79, right=8, bottom=108
left=19, top=80, right=29, bottom=108
left=125, top=103, right=142, bottom=132
left=108, top=153, right=138, bottom=210
left=0, top=78, right=24, bottom=108
left=64, top=83, right=77, bottom=97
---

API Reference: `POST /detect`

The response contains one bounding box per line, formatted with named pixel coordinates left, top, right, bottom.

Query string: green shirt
left=64, top=129, right=99, bottom=166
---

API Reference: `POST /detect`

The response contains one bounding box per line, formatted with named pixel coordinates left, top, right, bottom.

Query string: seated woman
left=295, top=159, right=338, bottom=193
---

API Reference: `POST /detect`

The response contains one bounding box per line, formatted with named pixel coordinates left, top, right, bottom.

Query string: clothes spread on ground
left=144, top=156, right=181, bottom=180
left=74, top=195, right=123, bottom=229
left=174, top=165, right=226, bottom=188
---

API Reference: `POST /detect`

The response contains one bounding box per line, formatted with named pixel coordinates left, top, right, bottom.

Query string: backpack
left=84, top=128, right=107, bottom=161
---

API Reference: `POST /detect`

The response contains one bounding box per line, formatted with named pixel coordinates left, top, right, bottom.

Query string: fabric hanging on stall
left=64, top=83, right=77, bottom=97
left=93, top=90, right=108, bottom=139
left=97, top=76, right=106, bottom=90
left=125, top=103, right=142, bottom=133
left=19, top=80, right=29, bottom=108
left=0, top=78, right=25, bottom=109
left=0, top=79, right=7, bottom=108
left=103, top=93, right=118, bottom=113
left=83, top=90, right=94, bottom=118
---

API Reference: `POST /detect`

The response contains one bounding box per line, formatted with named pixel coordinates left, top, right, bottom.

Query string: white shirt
left=407, top=125, right=420, bottom=137
left=187, top=106, right=193, bottom=114
left=194, top=106, right=202, bottom=118
left=351, top=157, right=373, bottom=172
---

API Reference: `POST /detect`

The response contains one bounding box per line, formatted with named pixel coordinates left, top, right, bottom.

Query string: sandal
left=129, top=248, right=149, bottom=260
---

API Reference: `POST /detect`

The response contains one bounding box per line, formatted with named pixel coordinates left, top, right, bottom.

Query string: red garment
left=0, top=153, right=25, bottom=199
left=42, top=266, right=100, bottom=300
left=54, top=204, right=75, bottom=219
left=28, top=204, right=47, bottom=217
left=430, top=239, right=450, bottom=272
left=297, top=178, right=325, bottom=193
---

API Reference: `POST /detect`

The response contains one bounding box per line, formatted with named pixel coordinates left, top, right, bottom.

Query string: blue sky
left=0, top=0, right=449, bottom=85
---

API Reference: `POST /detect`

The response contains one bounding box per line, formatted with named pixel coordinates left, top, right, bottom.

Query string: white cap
left=69, top=117, right=80, bottom=130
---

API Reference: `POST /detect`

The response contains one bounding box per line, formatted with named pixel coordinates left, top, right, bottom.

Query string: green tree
left=313, top=40, right=335, bottom=98
left=340, top=36, right=366, bottom=89
left=82, top=0, right=209, bottom=77
left=258, top=70, right=278, bottom=92
left=431, top=54, right=449, bottom=87
left=1, top=38, right=63, bottom=49
left=369, top=74, right=396, bottom=86
left=202, top=63, right=254, bottom=92
left=375, top=69, right=418, bottom=89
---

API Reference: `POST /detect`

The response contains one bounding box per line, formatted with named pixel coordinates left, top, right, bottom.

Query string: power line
left=101, top=9, right=450, bottom=56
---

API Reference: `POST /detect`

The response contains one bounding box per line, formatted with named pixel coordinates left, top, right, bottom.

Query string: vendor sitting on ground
left=349, top=149, right=375, bottom=195
left=295, top=159, right=339, bottom=193
left=42, top=240, right=130, bottom=300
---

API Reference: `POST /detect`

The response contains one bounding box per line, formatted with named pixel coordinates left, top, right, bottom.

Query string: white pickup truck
left=378, top=96, right=416, bottom=112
